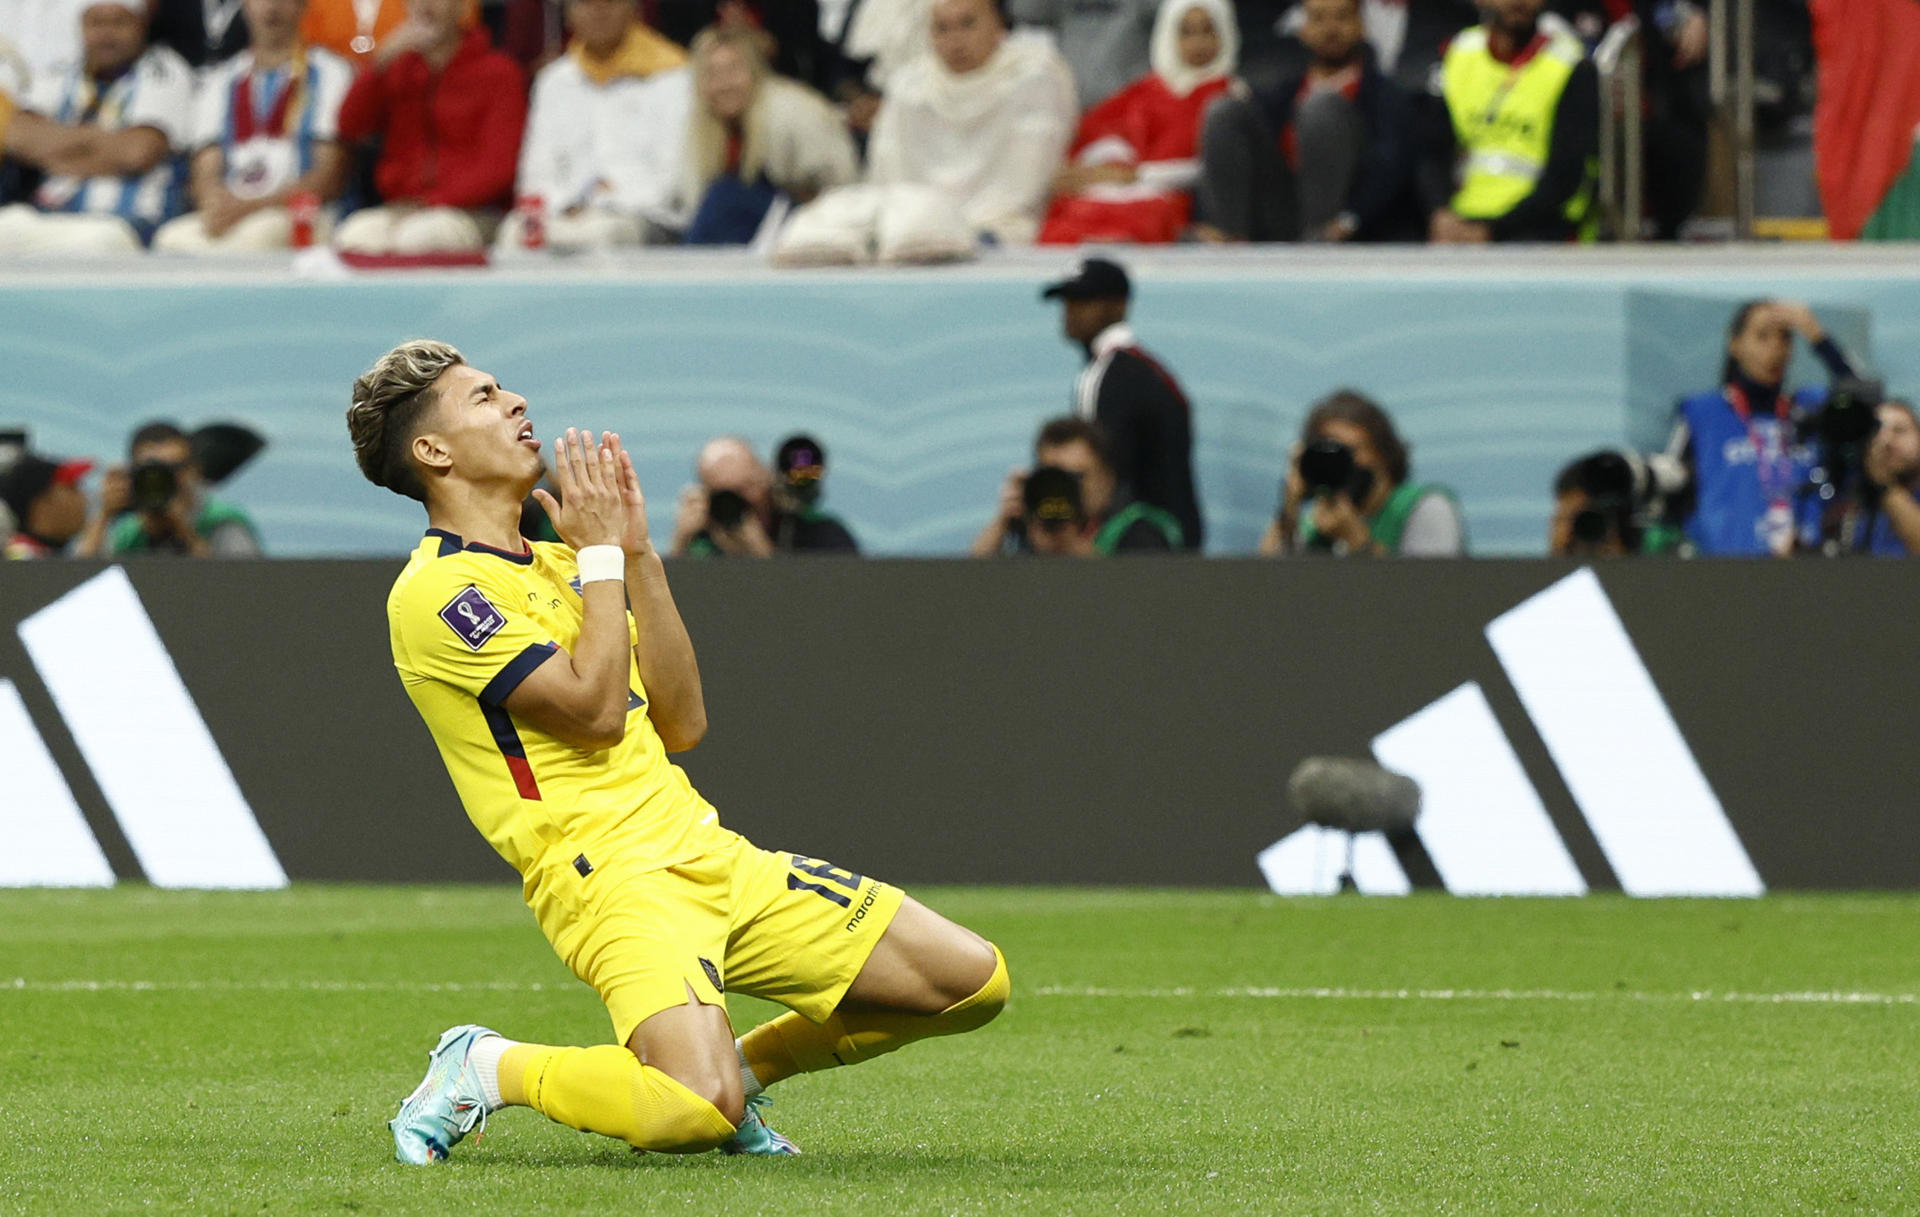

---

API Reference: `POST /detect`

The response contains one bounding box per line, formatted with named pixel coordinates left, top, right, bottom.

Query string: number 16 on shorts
left=787, top=855, right=863, bottom=908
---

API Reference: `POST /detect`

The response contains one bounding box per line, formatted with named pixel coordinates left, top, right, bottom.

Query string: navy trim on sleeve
left=479, top=641, right=559, bottom=708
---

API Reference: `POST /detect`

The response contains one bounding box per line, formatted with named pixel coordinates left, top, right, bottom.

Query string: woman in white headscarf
left=1038, top=0, right=1236, bottom=244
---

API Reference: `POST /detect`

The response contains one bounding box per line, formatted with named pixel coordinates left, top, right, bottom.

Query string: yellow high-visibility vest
left=1441, top=26, right=1595, bottom=237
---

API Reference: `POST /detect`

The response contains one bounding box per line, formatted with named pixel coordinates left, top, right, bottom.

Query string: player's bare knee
left=937, top=940, right=1008, bottom=1032
left=673, top=1065, right=746, bottom=1129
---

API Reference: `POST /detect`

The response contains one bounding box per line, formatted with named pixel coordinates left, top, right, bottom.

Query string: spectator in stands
left=148, top=0, right=251, bottom=65
left=334, top=0, right=525, bottom=255
left=973, top=416, right=1182, bottom=556
left=775, top=0, right=1075, bottom=262
left=153, top=0, right=353, bottom=252
left=3, top=0, right=82, bottom=87
left=1235, top=0, right=1478, bottom=98
left=1040, top=256, right=1203, bottom=549
left=1038, top=0, right=1234, bottom=246
left=671, top=435, right=858, bottom=556
left=1553, top=0, right=1708, bottom=239
left=0, top=450, right=92, bottom=559
left=828, top=0, right=933, bottom=142
left=1420, top=0, right=1598, bottom=243
left=0, top=0, right=194, bottom=254
left=301, top=0, right=409, bottom=64
left=1663, top=299, right=1857, bottom=557
left=651, top=0, right=831, bottom=90
left=1261, top=389, right=1464, bottom=556
left=77, top=420, right=261, bottom=556
left=498, top=0, right=688, bottom=251
left=1008, top=0, right=1153, bottom=111
left=677, top=22, right=855, bottom=245
left=1861, top=399, right=1920, bottom=556
left=1195, top=0, right=1417, bottom=243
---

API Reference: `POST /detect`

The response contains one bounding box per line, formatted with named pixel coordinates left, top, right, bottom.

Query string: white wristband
left=576, top=545, right=625, bottom=585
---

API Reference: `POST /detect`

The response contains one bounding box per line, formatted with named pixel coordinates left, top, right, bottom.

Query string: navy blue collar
left=426, top=528, right=535, bottom=565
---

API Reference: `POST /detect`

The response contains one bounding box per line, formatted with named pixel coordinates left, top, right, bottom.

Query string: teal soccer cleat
left=389, top=1024, right=497, bottom=1164
left=721, top=1093, right=801, bottom=1156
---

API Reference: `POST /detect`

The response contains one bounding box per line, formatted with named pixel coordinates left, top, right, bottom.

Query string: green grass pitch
left=2, top=887, right=1916, bottom=1215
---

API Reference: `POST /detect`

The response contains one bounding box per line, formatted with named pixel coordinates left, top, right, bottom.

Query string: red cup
left=288, top=190, right=319, bottom=249
left=517, top=194, right=547, bottom=251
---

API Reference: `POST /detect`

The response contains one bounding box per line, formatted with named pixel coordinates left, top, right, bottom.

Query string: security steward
left=1423, top=0, right=1599, bottom=243
left=1040, top=256, right=1204, bottom=550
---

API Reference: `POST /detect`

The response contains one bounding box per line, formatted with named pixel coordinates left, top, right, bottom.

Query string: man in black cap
left=1040, top=256, right=1204, bottom=550
left=1, top=452, right=94, bottom=559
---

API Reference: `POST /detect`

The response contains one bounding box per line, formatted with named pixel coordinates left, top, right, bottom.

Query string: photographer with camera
left=1547, top=450, right=1685, bottom=557
left=1259, top=390, right=1463, bottom=557
left=1664, top=299, right=1862, bottom=557
left=972, top=417, right=1184, bottom=557
left=1855, top=399, right=1920, bottom=556
left=75, top=420, right=261, bottom=557
left=671, top=434, right=858, bottom=558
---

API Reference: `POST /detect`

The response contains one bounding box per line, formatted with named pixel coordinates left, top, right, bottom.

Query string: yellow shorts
left=535, top=832, right=905, bottom=1045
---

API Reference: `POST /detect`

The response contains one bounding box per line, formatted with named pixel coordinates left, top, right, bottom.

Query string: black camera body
left=1296, top=438, right=1376, bottom=506
left=1564, top=451, right=1642, bottom=551
left=707, top=489, right=751, bottom=531
left=130, top=460, right=180, bottom=514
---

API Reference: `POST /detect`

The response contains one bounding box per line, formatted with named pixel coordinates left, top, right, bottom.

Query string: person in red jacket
left=1038, top=0, right=1236, bottom=246
left=334, top=0, right=526, bottom=254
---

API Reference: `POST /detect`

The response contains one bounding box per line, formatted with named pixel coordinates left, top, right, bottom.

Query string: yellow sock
left=505, top=1043, right=737, bottom=1153
left=0, top=91, right=16, bottom=146
left=741, top=944, right=1009, bottom=1087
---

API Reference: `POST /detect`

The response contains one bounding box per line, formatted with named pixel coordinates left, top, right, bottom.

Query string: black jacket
left=1076, top=328, right=1204, bottom=551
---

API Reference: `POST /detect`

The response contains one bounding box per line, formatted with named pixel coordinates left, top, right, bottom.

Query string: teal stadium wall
left=3, top=251, right=1917, bottom=556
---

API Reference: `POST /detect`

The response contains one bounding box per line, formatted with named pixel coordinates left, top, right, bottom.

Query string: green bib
left=108, top=496, right=258, bottom=553
left=1442, top=27, right=1595, bottom=237
left=1298, top=482, right=1453, bottom=554
left=1092, top=502, right=1184, bottom=554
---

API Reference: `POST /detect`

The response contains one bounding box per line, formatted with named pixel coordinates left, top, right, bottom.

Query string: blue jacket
left=1676, top=386, right=1824, bottom=555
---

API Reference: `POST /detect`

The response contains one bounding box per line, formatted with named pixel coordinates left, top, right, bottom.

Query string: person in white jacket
left=677, top=23, right=856, bottom=245
left=496, top=0, right=690, bottom=252
left=777, top=0, right=1076, bottom=264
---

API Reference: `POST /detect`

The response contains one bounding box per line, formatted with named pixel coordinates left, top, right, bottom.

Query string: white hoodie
left=866, top=30, right=1078, bottom=243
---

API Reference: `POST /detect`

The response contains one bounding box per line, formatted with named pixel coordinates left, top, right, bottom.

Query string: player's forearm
left=624, top=549, right=707, bottom=752
left=562, top=581, right=635, bottom=745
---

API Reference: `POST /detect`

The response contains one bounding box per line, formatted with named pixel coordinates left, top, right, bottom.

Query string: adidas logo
left=1259, top=569, right=1765, bottom=898
left=1, top=567, right=286, bottom=889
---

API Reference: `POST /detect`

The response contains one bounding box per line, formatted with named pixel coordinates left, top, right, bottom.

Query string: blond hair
left=686, top=25, right=773, bottom=193
left=346, top=339, right=465, bottom=503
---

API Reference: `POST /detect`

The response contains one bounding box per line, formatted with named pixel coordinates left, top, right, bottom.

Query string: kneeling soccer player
left=346, top=340, right=1008, bottom=1161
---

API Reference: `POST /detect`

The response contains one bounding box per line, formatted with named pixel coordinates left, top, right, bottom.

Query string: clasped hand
left=533, top=428, right=653, bottom=557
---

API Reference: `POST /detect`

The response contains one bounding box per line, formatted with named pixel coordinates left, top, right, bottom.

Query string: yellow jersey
left=386, top=529, right=734, bottom=888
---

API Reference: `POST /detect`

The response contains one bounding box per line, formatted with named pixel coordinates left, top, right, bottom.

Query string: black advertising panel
left=1, top=560, right=1914, bottom=890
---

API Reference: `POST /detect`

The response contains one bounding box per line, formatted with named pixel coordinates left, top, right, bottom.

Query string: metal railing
left=1594, top=16, right=1645, bottom=241
left=1708, top=0, right=1758, bottom=237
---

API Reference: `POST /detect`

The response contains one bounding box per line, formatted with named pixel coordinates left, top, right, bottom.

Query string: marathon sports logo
left=1259, top=569, right=1765, bottom=899
left=1, top=567, right=287, bottom=890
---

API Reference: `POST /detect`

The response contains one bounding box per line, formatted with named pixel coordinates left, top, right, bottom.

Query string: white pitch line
left=1034, top=985, right=1920, bottom=1006
left=3, top=977, right=1916, bottom=1006
left=3, top=978, right=558, bottom=993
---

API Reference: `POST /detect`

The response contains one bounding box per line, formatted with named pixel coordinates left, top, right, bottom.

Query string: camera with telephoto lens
left=1565, top=451, right=1642, bottom=552
left=1295, top=438, right=1376, bottom=506
left=1798, top=377, right=1883, bottom=497
left=130, top=460, right=180, bottom=514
